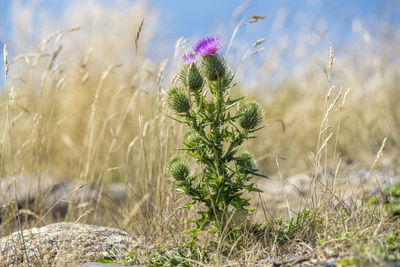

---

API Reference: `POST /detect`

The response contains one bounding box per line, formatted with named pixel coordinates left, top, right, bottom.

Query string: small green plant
left=383, top=182, right=400, bottom=216
left=167, top=36, right=267, bottom=248
left=100, top=246, right=210, bottom=266
left=337, top=232, right=400, bottom=266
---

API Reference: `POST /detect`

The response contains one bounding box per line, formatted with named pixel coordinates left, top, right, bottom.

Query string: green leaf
left=338, top=258, right=356, bottom=265
left=167, top=115, right=188, bottom=124
left=156, top=243, right=169, bottom=253
left=245, top=186, right=263, bottom=193
left=227, top=96, right=245, bottom=105
left=179, top=203, right=193, bottom=210
left=98, top=259, right=117, bottom=263
left=248, top=169, right=270, bottom=178
left=225, top=96, right=245, bottom=110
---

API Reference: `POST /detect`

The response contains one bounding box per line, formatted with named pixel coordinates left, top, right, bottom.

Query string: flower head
left=183, top=52, right=195, bottom=65
left=238, top=102, right=264, bottom=130
left=193, top=36, right=222, bottom=57
left=168, top=87, right=191, bottom=113
left=168, top=156, right=190, bottom=181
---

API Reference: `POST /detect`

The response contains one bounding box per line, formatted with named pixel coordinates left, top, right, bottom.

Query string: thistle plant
left=167, top=36, right=266, bottom=247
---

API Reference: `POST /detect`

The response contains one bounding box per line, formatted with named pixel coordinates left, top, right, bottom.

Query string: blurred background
left=1, top=0, right=400, bottom=86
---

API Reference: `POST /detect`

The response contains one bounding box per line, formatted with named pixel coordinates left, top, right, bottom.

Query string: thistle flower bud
left=168, top=87, right=191, bottom=113
left=236, top=152, right=256, bottom=173
left=168, top=156, right=190, bottom=181
left=188, top=64, right=204, bottom=91
left=238, top=102, right=264, bottom=130
left=184, top=130, right=201, bottom=147
left=202, top=55, right=226, bottom=82
left=180, top=64, right=204, bottom=92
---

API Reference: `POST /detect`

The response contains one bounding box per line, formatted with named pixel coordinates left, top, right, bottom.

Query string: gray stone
left=0, top=222, right=140, bottom=266
left=254, top=168, right=400, bottom=219
left=0, top=174, right=128, bottom=221
left=0, top=174, right=63, bottom=209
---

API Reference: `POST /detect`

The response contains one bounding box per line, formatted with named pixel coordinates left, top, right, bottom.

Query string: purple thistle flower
left=193, top=36, right=223, bottom=57
left=183, top=52, right=196, bottom=65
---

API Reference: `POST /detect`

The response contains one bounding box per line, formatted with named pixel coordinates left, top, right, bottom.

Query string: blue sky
left=1, top=0, right=395, bottom=51
left=148, top=0, right=387, bottom=38
left=0, top=0, right=399, bottom=86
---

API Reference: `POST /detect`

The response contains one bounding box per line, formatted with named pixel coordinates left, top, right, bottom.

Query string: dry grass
left=1, top=1, right=400, bottom=266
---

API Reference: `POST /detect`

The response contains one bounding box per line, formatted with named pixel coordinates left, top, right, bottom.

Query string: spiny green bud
left=184, top=130, right=201, bottom=147
left=180, top=64, right=204, bottom=92
left=238, top=102, right=264, bottom=130
left=202, top=55, right=226, bottom=81
left=188, top=65, right=204, bottom=91
left=168, top=87, right=191, bottom=113
left=236, top=152, right=256, bottom=172
left=168, top=156, right=190, bottom=181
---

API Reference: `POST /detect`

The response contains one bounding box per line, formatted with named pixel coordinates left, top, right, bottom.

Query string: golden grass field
left=1, top=1, right=399, bottom=266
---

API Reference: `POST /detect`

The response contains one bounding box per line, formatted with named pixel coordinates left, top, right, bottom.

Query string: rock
left=0, top=174, right=63, bottom=209
left=43, top=180, right=98, bottom=217
left=284, top=173, right=311, bottom=198
left=106, top=183, right=128, bottom=204
left=0, top=174, right=127, bottom=221
left=0, top=175, right=98, bottom=227
left=0, top=223, right=140, bottom=266
left=254, top=168, right=400, bottom=220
